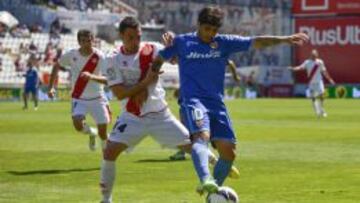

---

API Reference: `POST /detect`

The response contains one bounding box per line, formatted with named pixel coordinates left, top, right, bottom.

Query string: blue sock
left=191, top=138, right=210, bottom=182
left=214, top=158, right=233, bottom=186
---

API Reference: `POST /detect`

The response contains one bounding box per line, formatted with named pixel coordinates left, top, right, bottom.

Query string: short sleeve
left=58, top=51, right=72, bottom=69
left=222, top=35, right=253, bottom=54
left=299, top=60, right=308, bottom=70
left=105, top=55, right=124, bottom=87
left=158, top=36, right=180, bottom=60
left=152, top=42, right=165, bottom=59
left=98, top=54, right=109, bottom=74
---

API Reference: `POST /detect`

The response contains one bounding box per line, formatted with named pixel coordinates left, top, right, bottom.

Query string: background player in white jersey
left=291, top=49, right=335, bottom=117
left=48, top=29, right=111, bottom=151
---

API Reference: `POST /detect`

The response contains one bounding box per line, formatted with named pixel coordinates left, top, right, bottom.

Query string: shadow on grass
left=7, top=167, right=100, bottom=176
left=136, top=158, right=187, bottom=163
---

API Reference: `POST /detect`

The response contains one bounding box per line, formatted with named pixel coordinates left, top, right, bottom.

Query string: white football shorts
left=309, top=82, right=325, bottom=98
left=108, top=109, right=191, bottom=149
left=71, top=97, right=111, bottom=125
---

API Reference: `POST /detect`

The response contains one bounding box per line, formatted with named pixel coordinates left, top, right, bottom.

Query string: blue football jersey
left=159, top=32, right=252, bottom=101
left=25, top=67, right=39, bottom=88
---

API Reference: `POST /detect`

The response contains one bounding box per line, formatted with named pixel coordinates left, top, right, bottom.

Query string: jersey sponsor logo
left=106, top=67, right=117, bottom=81
left=186, top=41, right=198, bottom=46
left=186, top=50, right=221, bottom=59
left=120, top=69, right=141, bottom=85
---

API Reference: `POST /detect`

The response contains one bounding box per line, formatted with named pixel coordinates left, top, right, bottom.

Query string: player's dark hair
left=119, top=16, right=140, bottom=33
left=198, top=6, right=224, bottom=27
left=77, top=29, right=93, bottom=42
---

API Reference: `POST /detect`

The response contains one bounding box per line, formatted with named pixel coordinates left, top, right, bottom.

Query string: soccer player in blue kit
left=151, top=6, right=309, bottom=194
left=23, top=56, right=41, bottom=110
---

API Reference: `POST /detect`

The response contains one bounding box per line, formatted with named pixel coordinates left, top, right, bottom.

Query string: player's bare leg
left=97, top=124, right=108, bottom=150
left=32, top=91, right=38, bottom=110
left=100, top=141, right=128, bottom=203
left=213, top=140, right=236, bottom=186
left=22, top=92, right=28, bottom=110
left=72, top=115, right=97, bottom=151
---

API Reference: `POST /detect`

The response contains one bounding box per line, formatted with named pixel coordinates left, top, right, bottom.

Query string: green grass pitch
left=0, top=99, right=359, bottom=203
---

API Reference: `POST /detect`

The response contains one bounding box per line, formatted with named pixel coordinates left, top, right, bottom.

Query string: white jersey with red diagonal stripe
left=300, top=59, right=326, bottom=84
left=105, top=42, right=167, bottom=116
left=58, top=48, right=106, bottom=99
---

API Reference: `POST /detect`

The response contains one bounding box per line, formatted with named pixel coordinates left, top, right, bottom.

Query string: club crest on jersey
left=141, top=45, right=153, bottom=56
left=122, top=61, right=127, bottom=66
left=210, top=41, right=218, bottom=49
left=92, top=58, right=98, bottom=63
left=72, top=57, right=77, bottom=62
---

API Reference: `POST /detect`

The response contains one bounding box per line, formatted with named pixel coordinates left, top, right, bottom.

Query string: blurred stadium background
left=0, top=0, right=359, bottom=101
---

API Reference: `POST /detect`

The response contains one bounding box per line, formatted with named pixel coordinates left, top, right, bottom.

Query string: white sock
left=100, top=160, right=115, bottom=203
left=312, top=100, right=321, bottom=116
left=208, top=149, right=218, bottom=166
left=319, top=101, right=326, bottom=115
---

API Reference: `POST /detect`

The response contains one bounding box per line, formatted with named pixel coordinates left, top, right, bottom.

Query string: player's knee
left=97, top=124, right=108, bottom=138
left=72, top=116, right=85, bottom=131
left=103, top=142, right=127, bottom=161
left=191, top=131, right=210, bottom=142
left=218, top=147, right=236, bottom=161
left=73, top=123, right=83, bottom=132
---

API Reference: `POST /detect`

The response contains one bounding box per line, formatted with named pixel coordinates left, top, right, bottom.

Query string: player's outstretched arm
left=253, top=33, right=309, bottom=49
left=289, top=65, right=304, bottom=72
left=228, top=60, right=240, bottom=82
left=80, top=72, right=107, bottom=85
left=48, top=62, right=61, bottom=98
left=322, top=70, right=335, bottom=85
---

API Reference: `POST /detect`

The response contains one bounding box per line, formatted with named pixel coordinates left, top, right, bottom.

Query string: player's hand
left=330, top=80, right=336, bottom=85
left=143, top=69, right=163, bottom=85
left=133, top=89, right=149, bottom=107
left=80, top=71, right=93, bottom=80
left=48, top=87, right=56, bottom=99
left=162, top=31, right=175, bottom=47
left=233, top=74, right=241, bottom=83
left=287, top=33, right=309, bottom=46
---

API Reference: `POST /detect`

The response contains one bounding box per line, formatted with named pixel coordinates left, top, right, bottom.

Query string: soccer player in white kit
left=99, top=16, right=194, bottom=203
left=291, top=49, right=335, bottom=117
left=48, top=30, right=111, bottom=151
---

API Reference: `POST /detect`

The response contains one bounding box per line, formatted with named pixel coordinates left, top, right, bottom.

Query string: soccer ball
left=206, top=186, right=239, bottom=203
